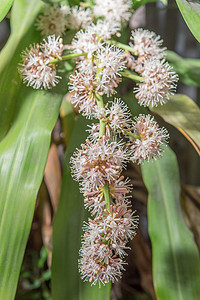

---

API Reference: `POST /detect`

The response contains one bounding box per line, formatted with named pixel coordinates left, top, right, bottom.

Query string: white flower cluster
left=19, top=35, right=63, bottom=89
left=71, top=137, right=129, bottom=190
left=93, top=0, right=132, bottom=27
left=130, top=28, right=179, bottom=107
left=18, top=1, right=176, bottom=287
left=70, top=93, right=169, bottom=284
left=36, top=0, right=131, bottom=37
left=72, top=21, right=121, bottom=58
left=35, top=4, right=93, bottom=35
left=128, top=114, right=169, bottom=164
left=79, top=204, right=138, bottom=285
left=69, top=40, right=126, bottom=118
left=135, top=59, right=179, bottom=107
left=87, top=98, right=132, bottom=139
left=35, top=4, right=70, bottom=36
left=70, top=134, right=138, bottom=284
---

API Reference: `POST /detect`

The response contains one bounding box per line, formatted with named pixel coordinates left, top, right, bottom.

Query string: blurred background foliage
left=0, top=0, right=200, bottom=299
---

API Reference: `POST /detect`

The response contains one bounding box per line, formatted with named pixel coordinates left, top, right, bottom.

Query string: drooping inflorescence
left=18, top=0, right=179, bottom=286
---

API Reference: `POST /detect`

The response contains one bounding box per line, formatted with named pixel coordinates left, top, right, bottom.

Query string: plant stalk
left=95, top=93, right=111, bottom=212
left=123, top=129, right=140, bottom=139
left=120, top=70, right=143, bottom=82
left=106, top=39, right=136, bottom=54
left=49, top=52, right=87, bottom=64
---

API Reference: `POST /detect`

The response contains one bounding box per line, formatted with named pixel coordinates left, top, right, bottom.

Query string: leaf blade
left=176, top=0, right=200, bottom=43
left=167, top=50, right=200, bottom=87
left=0, top=0, right=43, bottom=140
left=0, top=89, right=62, bottom=299
left=0, top=0, right=14, bottom=22
left=141, top=147, right=200, bottom=300
left=150, top=94, right=200, bottom=153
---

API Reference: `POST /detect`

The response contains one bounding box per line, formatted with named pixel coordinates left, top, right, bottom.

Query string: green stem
left=95, top=93, right=106, bottom=138
left=49, top=52, right=87, bottom=64
left=103, top=182, right=111, bottom=213
left=106, top=39, right=136, bottom=54
left=124, top=129, right=140, bottom=139
left=120, top=70, right=143, bottom=82
left=80, top=1, right=92, bottom=7
left=95, top=93, right=111, bottom=213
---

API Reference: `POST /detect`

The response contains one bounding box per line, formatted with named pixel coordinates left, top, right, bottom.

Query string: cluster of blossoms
left=69, top=42, right=126, bottom=118
left=18, top=35, right=63, bottom=89
left=35, top=0, right=131, bottom=37
left=130, top=29, right=179, bottom=107
left=18, top=0, right=179, bottom=286
left=35, top=4, right=93, bottom=35
left=70, top=125, right=139, bottom=284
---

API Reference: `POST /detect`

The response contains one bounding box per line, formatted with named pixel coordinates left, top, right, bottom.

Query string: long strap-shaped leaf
left=141, top=147, right=200, bottom=300
left=52, top=115, right=111, bottom=300
left=0, top=89, right=62, bottom=299
left=0, top=0, right=43, bottom=140
left=0, top=0, right=14, bottom=22
left=151, top=94, right=200, bottom=155
left=176, top=0, right=200, bottom=44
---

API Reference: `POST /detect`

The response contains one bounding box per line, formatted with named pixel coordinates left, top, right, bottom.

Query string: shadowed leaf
left=150, top=94, right=200, bottom=155
left=141, top=147, right=200, bottom=300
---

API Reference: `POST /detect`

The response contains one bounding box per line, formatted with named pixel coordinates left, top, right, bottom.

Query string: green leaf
left=141, top=147, right=200, bottom=300
left=176, top=0, right=200, bottom=43
left=60, top=97, right=76, bottom=146
left=0, top=0, right=43, bottom=140
left=0, top=0, right=14, bottom=22
left=150, top=94, right=200, bottom=154
left=0, top=89, right=62, bottom=300
left=52, top=116, right=111, bottom=300
left=167, top=50, right=200, bottom=87
left=132, top=0, right=156, bottom=10
left=0, top=1, right=63, bottom=299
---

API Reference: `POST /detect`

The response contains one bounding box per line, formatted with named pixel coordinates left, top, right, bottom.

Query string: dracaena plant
left=1, top=0, right=200, bottom=299
left=18, top=0, right=178, bottom=286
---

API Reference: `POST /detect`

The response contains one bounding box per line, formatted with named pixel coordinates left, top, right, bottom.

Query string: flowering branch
left=107, top=39, right=136, bottom=54
left=102, top=182, right=111, bottom=213
left=95, top=93, right=111, bottom=212
left=120, top=70, right=143, bottom=82
left=49, top=52, right=87, bottom=64
left=95, top=93, right=106, bottom=137
left=123, top=129, right=140, bottom=139
left=18, top=0, right=179, bottom=286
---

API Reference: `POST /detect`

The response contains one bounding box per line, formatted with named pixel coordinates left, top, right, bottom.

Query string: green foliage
left=0, top=87, right=62, bottom=299
left=16, top=247, right=51, bottom=300
left=141, top=147, right=200, bottom=300
left=0, top=0, right=62, bottom=299
left=131, top=0, right=156, bottom=10
left=167, top=50, right=200, bottom=87
left=151, top=94, right=200, bottom=153
left=0, top=0, right=14, bottom=22
left=176, top=0, right=200, bottom=43
left=0, top=0, right=199, bottom=299
left=0, top=0, right=43, bottom=140
left=51, top=115, right=111, bottom=300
